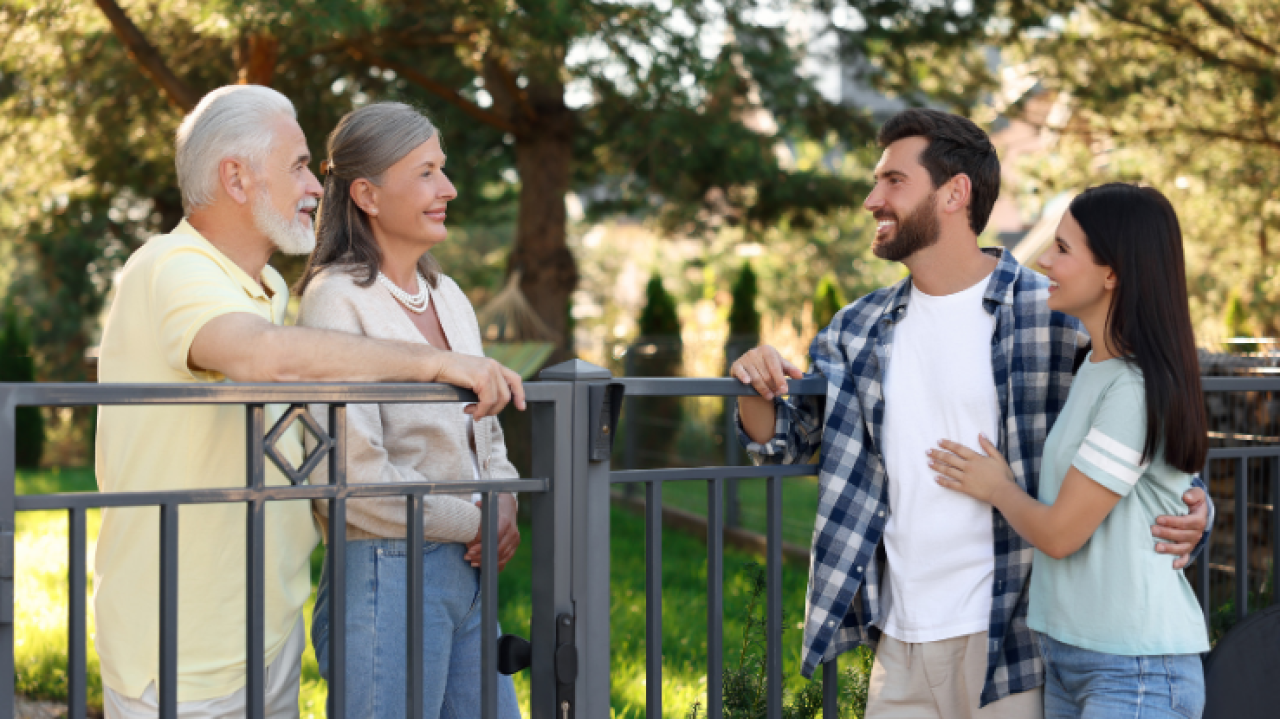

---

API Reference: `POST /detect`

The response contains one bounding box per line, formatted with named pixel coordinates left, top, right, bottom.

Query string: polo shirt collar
left=172, top=219, right=287, bottom=301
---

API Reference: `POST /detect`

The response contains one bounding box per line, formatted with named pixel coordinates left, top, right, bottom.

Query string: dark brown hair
left=877, top=109, right=1000, bottom=235
left=1070, top=183, right=1208, bottom=473
left=295, top=102, right=442, bottom=295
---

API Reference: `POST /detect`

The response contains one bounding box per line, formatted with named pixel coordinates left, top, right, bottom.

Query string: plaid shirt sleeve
left=734, top=392, right=825, bottom=466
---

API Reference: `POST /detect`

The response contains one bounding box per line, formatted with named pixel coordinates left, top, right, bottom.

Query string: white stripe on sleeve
left=1084, top=428, right=1148, bottom=468
left=1077, top=443, right=1145, bottom=487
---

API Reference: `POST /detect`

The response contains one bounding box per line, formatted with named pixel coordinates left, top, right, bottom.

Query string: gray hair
left=296, top=103, right=442, bottom=295
left=175, top=85, right=296, bottom=213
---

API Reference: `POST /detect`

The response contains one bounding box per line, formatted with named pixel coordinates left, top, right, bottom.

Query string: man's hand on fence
left=730, top=345, right=804, bottom=401
left=1152, top=487, right=1208, bottom=569
left=434, top=353, right=527, bottom=418
left=464, top=493, right=521, bottom=570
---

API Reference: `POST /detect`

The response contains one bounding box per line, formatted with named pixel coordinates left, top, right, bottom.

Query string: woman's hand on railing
left=463, top=493, right=521, bottom=570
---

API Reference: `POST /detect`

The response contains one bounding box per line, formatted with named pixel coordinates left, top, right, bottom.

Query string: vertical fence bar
left=0, top=395, right=17, bottom=719
left=67, top=507, right=87, bottom=719
left=1236, top=456, right=1249, bottom=621
left=1199, top=457, right=1213, bottom=623
left=406, top=493, right=424, bottom=719
left=724, top=397, right=741, bottom=530
left=706, top=476, right=724, bottom=719
left=822, top=658, right=839, bottom=719
left=646, top=480, right=663, bottom=717
left=159, top=503, right=179, bottom=719
left=327, top=404, right=348, bottom=719
left=245, top=404, right=266, bottom=719
left=1273, top=456, right=1279, bottom=606
left=481, top=492, right=499, bottom=719
left=766, top=475, right=783, bottom=718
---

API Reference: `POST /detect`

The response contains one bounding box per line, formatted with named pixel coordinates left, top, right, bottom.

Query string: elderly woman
left=298, top=102, right=522, bottom=718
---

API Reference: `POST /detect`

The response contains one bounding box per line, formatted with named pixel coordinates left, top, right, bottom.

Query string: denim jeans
left=1036, top=633, right=1204, bottom=719
left=312, top=539, right=521, bottom=719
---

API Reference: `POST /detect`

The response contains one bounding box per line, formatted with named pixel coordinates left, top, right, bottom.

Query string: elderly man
left=94, top=85, right=524, bottom=717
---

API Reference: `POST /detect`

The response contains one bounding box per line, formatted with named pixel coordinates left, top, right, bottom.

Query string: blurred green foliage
left=0, top=0, right=1004, bottom=380
left=1001, top=0, right=1280, bottom=344
left=0, top=307, right=44, bottom=467
left=728, top=262, right=761, bottom=341
left=639, top=275, right=682, bottom=340
left=811, top=275, right=846, bottom=333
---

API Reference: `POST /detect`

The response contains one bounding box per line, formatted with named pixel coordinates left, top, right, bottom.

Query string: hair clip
left=320, top=159, right=336, bottom=176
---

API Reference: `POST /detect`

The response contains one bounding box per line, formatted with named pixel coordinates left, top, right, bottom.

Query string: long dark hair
left=1069, top=183, right=1207, bottom=472
left=295, top=102, right=442, bottom=295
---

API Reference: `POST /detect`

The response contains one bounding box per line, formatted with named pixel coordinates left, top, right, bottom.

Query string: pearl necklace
left=377, top=271, right=430, bottom=313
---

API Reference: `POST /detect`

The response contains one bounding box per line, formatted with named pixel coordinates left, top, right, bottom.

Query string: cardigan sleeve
left=298, top=271, right=482, bottom=543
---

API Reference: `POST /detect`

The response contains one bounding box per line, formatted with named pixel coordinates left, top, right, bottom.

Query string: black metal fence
left=2, top=368, right=1278, bottom=719
left=1198, top=377, right=1280, bottom=626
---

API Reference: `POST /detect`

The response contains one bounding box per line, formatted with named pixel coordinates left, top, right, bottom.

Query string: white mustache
left=296, top=198, right=318, bottom=212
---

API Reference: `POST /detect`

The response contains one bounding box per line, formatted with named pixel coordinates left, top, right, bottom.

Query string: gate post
left=538, top=360, right=615, bottom=718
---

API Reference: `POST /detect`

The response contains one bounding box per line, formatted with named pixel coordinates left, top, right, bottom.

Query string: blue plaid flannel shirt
left=737, top=248, right=1209, bottom=706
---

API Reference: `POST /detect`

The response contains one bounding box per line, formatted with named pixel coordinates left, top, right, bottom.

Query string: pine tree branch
left=347, top=45, right=518, bottom=136
left=1191, top=0, right=1278, bottom=58
left=1035, top=110, right=1280, bottom=154
left=1089, top=0, right=1272, bottom=77
left=91, top=0, right=199, bottom=111
left=1182, top=123, right=1280, bottom=153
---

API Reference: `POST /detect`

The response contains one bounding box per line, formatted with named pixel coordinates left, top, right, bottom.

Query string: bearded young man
left=731, top=109, right=1211, bottom=718
left=94, top=85, right=525, bottom=718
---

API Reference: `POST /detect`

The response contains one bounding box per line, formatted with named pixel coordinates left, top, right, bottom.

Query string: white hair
left=175, top=85, right=296, bottom=213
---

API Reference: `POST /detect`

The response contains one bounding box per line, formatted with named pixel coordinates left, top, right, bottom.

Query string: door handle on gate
left=497, top=634, right=532, bottom=675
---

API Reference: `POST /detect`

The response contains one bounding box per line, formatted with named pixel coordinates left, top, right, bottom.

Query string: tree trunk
left=508, top=89, right=578, bottom=361
left=236, top=33, right=279, bottom=86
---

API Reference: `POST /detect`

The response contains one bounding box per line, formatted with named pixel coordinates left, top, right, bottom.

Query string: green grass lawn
left=15, top=468, right=866, bottom=718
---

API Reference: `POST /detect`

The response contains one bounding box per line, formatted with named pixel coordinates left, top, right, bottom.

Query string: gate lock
left=496, top=613, right=578, bottom=716
left=589, top=383, right=624, bottom=461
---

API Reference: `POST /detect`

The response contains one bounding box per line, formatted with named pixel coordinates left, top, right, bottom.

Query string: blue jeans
left=312, top=539, right=521, bottom=719
left=1036, top=633, right=1204, bottom=719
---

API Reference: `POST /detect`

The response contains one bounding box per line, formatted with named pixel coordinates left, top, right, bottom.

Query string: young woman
left=929, top=183, right=1209, bottom=718
left=298, top=102, right=522, bottom=718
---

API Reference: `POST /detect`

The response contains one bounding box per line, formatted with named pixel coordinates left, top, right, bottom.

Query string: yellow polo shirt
left=94, top=220, right=319, bottom=701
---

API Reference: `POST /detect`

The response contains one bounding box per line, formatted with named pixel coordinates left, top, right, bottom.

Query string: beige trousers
left=865, top=632, right=1043, bottom=719
left=103, top=615, right=305, bottom=719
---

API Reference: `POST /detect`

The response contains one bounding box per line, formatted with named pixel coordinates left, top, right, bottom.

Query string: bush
left=0, top=307, right=44, bottom=468
left=639, top=274, right=681, bottom=338
left=812, top=275, right=847, bottom=332
left=629, top=274, right=683, bottom=468
left=728, top=262, right=761, bottom=341
left=1223, top=290, right=1259, bottom=352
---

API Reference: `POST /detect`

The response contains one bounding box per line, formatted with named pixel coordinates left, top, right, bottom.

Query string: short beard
left=873, top=190, right=941, bottom=262
left=252, top=186, right=316, bottom=256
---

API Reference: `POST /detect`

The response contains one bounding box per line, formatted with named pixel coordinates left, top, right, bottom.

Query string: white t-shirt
left=879, top=275, right=999, bottom=643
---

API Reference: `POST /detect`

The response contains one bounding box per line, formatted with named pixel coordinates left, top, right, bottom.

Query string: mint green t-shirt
left=1027, top=355, right=1209, bottom=656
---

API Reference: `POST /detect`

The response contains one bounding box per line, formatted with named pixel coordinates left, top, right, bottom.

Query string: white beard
left=253, top=188, right=316, bottom=255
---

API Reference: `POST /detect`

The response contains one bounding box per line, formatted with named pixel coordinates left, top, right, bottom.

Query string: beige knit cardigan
left=299, top=265, right=520, bottom=543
